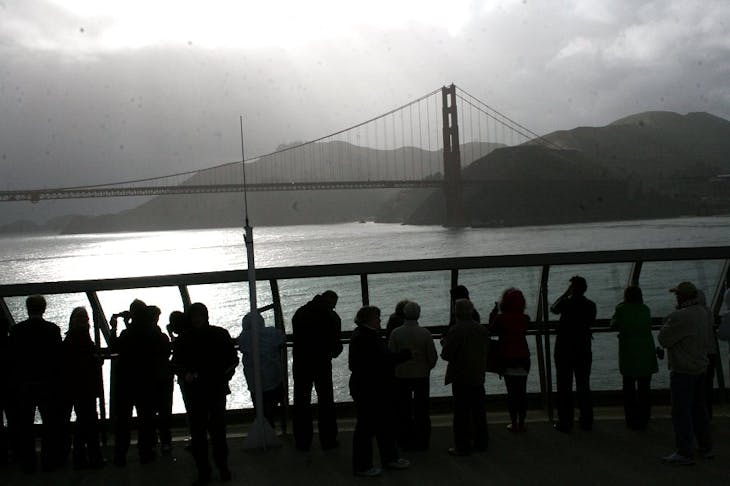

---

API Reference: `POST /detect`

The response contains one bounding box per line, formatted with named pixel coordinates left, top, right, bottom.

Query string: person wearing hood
left=238, top=312, right=285, bottom=428
left=62, top=307, right=105, bottom=469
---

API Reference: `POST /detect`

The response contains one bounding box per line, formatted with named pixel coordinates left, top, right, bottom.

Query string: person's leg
left=504, top=376, right=519, bottom=427
left=374, top=400, right=399, bottom=464
left=352, top=397, right=376, bottom=473
left=292, top=366, right=314, bottom=450
left=636, top=377, right=651, bottom=429
left=622, top=376, right=637, bottom=428
left=412, top=378, right=431, bottom=449
left=135, top=390, right=157, bottom=462
left=470, top=385, right=488, bottom=451
left=669, top=372, right=694, bottom=457
left=515, top=375, right=528, bottom=427
left=574, top=352, right=593, bottom=430
left=156, top=377, right=174, bottom=448
left=394, top=378, right=413, bottom=448
left=705, top=354, right=716, bottom=420
left=37, top=388, right=62, bottom=471
left=451, top=384, right=470, bottom=453
left=12, top=388, right=37, bottom=471
left=187, top=394, right=212, bottom=480
left=113, top=390, right=133, bottom=465
left=691, top=373, right=711, bottom=453
left=208, top=395, right=230, bottom=477
left=313, top=362, right=338, bottom=449
left=554, top=354, right=574, bottom=430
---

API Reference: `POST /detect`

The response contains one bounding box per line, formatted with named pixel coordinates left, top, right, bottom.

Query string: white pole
left=239, top=116, right=279, bottom=449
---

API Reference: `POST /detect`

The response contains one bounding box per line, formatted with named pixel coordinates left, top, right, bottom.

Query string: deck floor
left=2, top=407, right=729, bottom=485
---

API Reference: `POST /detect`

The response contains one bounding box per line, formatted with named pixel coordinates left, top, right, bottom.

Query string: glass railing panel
left=459, top=267, right=542, bottom=321
left=639, top=259, right=725, bottom=318
left=368, top=271, right=451, bottom=328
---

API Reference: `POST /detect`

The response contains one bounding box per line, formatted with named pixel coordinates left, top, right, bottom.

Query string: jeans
left=670, top=371, right=711, bottom=457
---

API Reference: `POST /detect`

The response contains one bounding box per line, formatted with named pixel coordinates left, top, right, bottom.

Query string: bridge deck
left=3, top=406, right=729, bottom=485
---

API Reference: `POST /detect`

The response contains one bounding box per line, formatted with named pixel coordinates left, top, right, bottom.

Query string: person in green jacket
left=611, top=286, right=659, bottom=430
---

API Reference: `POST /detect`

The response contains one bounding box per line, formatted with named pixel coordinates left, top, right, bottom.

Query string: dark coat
left=112, top=323, right=170, bottom=391
left=9, top=316, right=62, bottom=388
left=172, top=324, right=238, bottom=397
left=292, top=295, right=342, bottom=367
left=551, top=295, right=597, bottom=355
left=63, top=330, right=103, bottom=400
left=348, top=325, right=408, bottom=400
left=441, top=319, right=489, bottom=386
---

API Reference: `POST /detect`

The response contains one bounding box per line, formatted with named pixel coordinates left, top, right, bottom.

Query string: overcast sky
left=1, top=0, right=729, bottom=222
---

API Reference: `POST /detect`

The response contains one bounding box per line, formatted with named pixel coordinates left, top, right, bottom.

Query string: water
left=1, top=215, right=729, bottom=414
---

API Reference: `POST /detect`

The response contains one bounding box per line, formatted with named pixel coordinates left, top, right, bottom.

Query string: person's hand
left=185, top=372, right=197, bottom=383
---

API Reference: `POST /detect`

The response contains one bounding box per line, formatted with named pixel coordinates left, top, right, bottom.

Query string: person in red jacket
left=488, top=288, right=531, bottom=433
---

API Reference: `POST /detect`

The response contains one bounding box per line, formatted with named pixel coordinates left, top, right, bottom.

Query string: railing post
left=540, top=265, right=554, bottom=421
left=534, top=267, right=547, bottom=409
left=360, top=274, right=369, bottom=306
left=0, top=297, right=15, bottom=327
left=269, top=279, right=290, bottom=434
left=178, top=284, right=192, bottom=310
left=85, top=291, right=111, bottom=441
left=628, top=261, right=643, bottom=287
left=710, top=260, right=730, bottom=403
left=450, top=269, right=459, bottom=321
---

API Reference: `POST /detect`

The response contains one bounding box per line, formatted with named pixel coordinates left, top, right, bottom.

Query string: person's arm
left=440, top=327, right=459, bottom=362
left=550, top=285, right=572, bottom=315
left=658, top=314, right=692, bottom=348
left=426, top=333, right=438, bottom=369
left=330, top=311, right=343, bottom=359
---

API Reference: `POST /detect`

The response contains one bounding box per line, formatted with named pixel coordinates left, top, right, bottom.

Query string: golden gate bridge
left=0, top=85, right=560, bottom=226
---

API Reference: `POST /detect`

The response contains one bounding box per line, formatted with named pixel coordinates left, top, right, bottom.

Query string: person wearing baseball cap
left=658, top=281, right=711, bottom=465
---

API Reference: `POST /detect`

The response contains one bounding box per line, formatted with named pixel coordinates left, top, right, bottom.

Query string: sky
left=1, top=0, right=729, bottom=222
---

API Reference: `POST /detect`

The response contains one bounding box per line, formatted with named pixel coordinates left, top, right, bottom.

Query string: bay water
left=2, top=215, right=729, bottom=414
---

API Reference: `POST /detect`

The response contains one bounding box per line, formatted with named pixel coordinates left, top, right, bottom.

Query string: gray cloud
left=0, top=0, right=729, bottom=223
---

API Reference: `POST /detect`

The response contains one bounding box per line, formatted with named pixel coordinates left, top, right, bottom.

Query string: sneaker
left=661, top=452, right=694, bottom=465
left=447, top=447, right=470, bottom=456
left=385, top=458, right=410, bottom=470
left=354, top=467, right=382, bottom=477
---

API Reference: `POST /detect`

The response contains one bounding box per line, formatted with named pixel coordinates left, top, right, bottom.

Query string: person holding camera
left=610, top=286, right=658, bottom=430
left=550, top=275, right=596, bottom=432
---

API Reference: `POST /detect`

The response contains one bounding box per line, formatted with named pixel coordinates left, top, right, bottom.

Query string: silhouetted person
left=385, top=299, right=409, bottom=338
left=292, top=290, right=342, bottom=451
left=441, top=299, right=489, bottom=456
left=611, top=286, right=658, bottom=430
left=167, top=310, right=190, bottom=413
left=447, top=285, right=481, bottom=329
left=8, top=294, right=63, bottom=472
left=551, top=275, right=596, bottom=432
left=239, top=312, right=285, bottom=428
left=0, top=310, right=11, bottom=465
left=388, top=301, right=437, bottom=450
left=488, top=288, right=531, bottom=433
left=111, top=299, right=168, bottom=466
left=659, top=281, right=711, bottom=464
left=62, top=307, right=105, bottom=469
left=349, top=305, right=410, bottom=477
left=147, top=305, right=173, bottom=452
left=172, top=303, right=238, bottom=485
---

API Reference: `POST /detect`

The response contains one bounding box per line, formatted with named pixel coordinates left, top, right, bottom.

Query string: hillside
left=387, top=111, right=730, bottom=226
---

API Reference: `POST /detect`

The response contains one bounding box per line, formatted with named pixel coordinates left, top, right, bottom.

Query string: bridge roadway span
left=2, top=408, right=729, bottom=485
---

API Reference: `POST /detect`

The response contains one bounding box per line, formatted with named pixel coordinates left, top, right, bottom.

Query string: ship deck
left=3, top=406, right=730, bottom=486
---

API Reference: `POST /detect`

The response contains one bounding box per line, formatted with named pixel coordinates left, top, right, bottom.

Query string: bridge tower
left=442, top=84, right=465, bottom=227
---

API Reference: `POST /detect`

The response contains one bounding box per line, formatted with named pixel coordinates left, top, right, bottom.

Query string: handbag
left=486, top=338, right=503, bottom=374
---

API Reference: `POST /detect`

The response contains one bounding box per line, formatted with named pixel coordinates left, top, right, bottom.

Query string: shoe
left=698, top=448, right=715, bottom=459
left=661, top=452, right=694, bottom=465
left=507, top=423, right=526, bottom=433
left=447, top=447, right=470, bottom=456
left=553, top=423, right=571, bottom=433
left=220, top=468, right=232, bottom=481
left=161, top=443, right=173, bottom=454
left=354, top=467, right=382, bottom=477
left=385, top=458, right=410, bottom=470
left=321, top=440, right=340, bottom=451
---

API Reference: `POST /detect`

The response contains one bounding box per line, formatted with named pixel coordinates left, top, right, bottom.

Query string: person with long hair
left=62, top=307, right=105, bottom=469
left=611, top=286, right=658, bottom=430
left=488, top=288, right=531, bottom=433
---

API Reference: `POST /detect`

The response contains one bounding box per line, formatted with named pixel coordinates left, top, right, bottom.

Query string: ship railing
left=1, top=246, right=729, bottom=431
